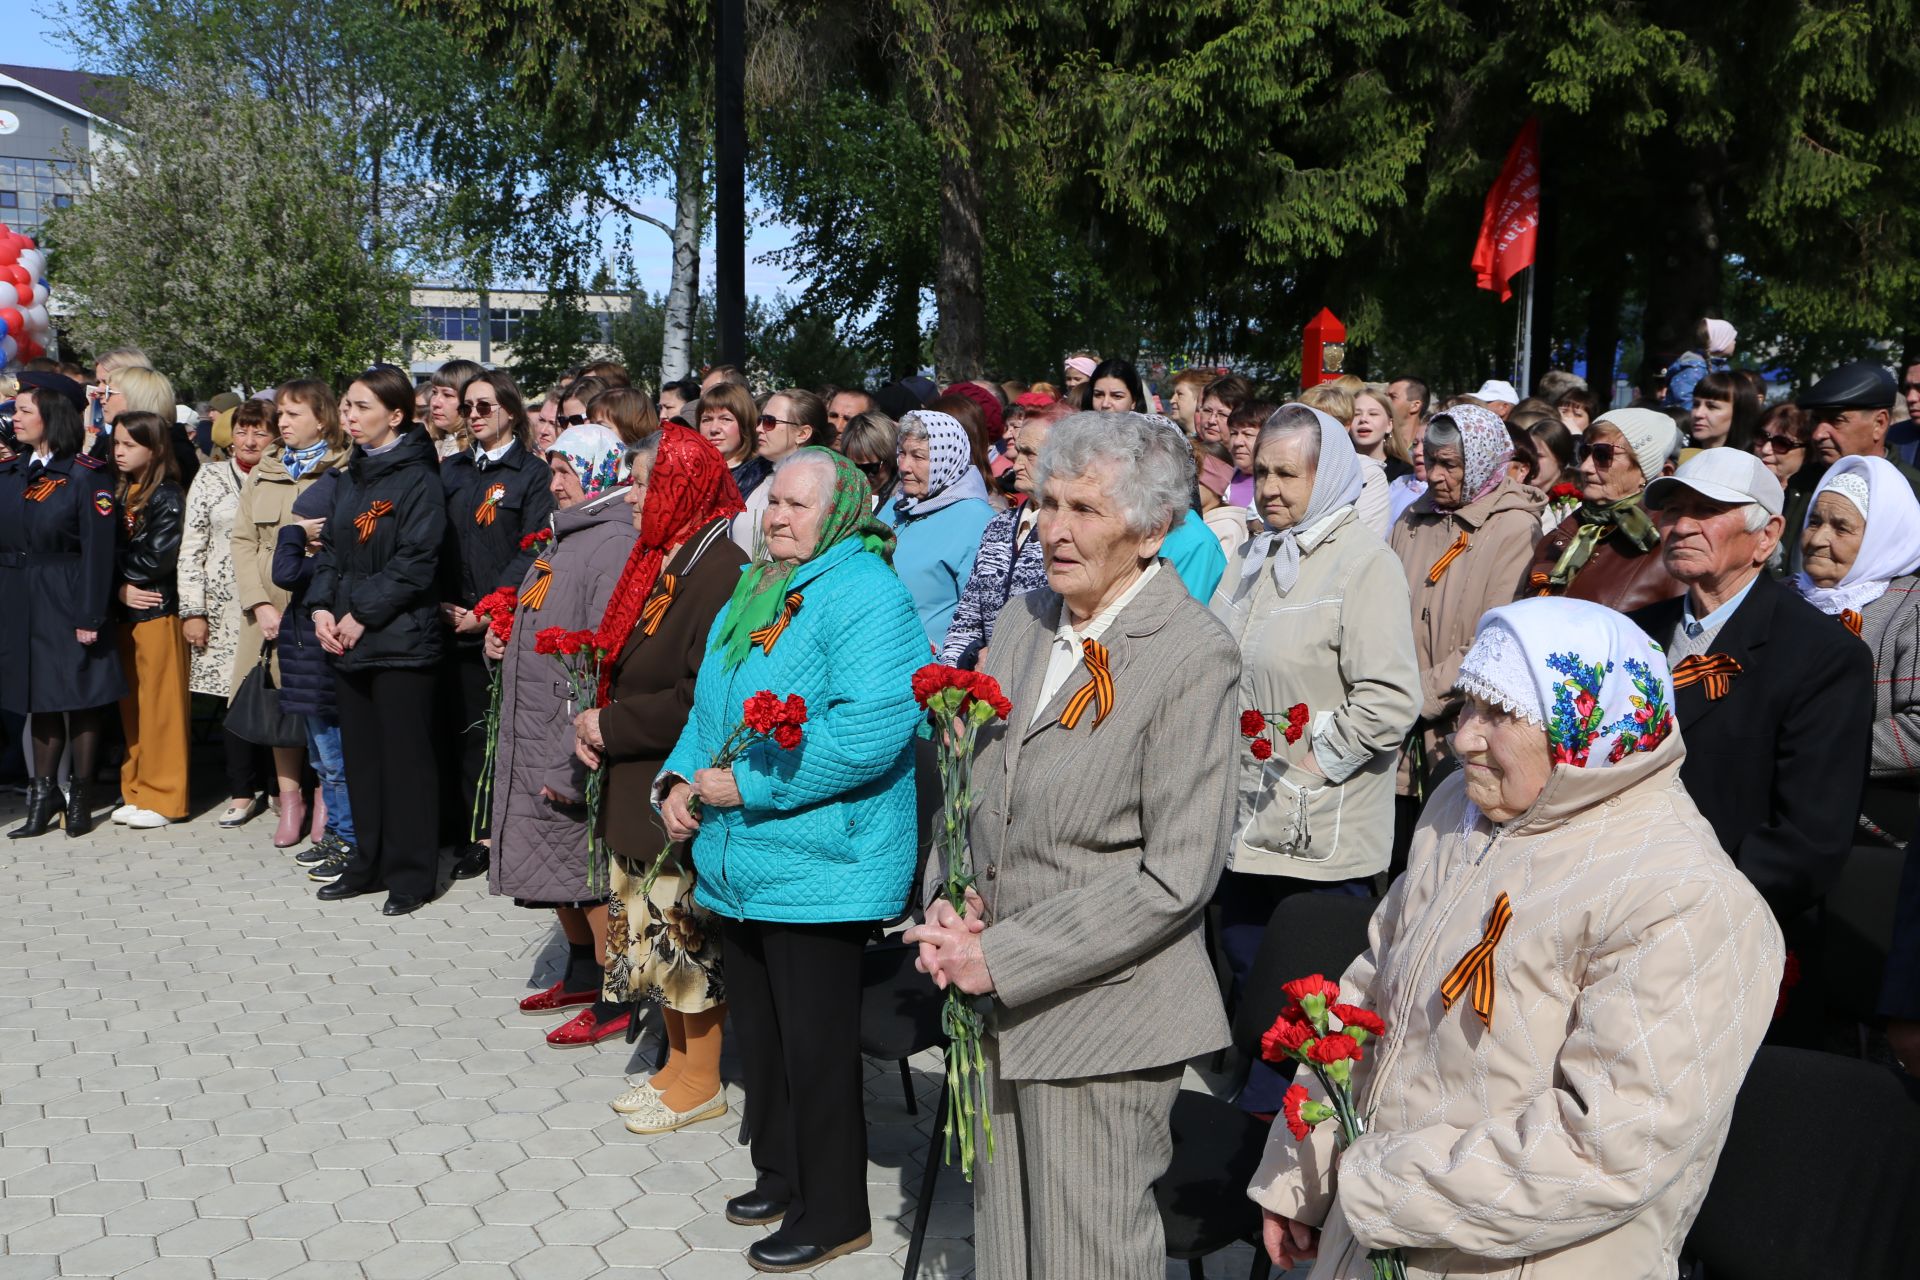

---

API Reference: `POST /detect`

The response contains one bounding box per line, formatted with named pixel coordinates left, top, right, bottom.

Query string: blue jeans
left=304, top=716, right=355, bottom=846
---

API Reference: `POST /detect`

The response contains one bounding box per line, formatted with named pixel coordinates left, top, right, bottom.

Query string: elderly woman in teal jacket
left=657, top=447, right=924, bottom=1273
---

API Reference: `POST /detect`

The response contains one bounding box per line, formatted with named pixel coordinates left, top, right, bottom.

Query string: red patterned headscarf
left=594, top=424, right=745, bottom=697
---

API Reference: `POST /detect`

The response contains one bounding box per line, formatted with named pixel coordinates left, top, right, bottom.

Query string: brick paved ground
left=0, top=787, right=1268, bottom=1279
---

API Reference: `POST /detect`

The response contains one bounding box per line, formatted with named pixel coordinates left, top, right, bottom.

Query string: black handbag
left=227, top=641, right=306, bottom=747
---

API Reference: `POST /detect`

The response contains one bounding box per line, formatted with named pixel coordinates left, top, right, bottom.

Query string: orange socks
left=648, top=1008, right=688, bottom=1095
left=659, top=1005, right=725, bottom=1114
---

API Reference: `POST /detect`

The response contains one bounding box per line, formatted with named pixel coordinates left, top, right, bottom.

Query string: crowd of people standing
left=2, top=333, right=1918, bottom=1277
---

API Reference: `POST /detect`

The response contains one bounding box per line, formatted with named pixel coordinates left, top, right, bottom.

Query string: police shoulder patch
left=93, top=490, right=114, bottom=517
left=73, top=451, right=105, bottom=470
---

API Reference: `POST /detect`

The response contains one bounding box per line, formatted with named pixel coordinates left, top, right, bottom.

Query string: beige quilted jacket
left=1248, top=732, right=1782, bottom=1280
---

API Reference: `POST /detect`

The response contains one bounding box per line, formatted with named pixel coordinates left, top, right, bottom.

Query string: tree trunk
left=660, top=118, right=703, bottom=384
left=1585, top=267, right=1623, bottom=409
left=1639, top=143, right=1725, bottom=393
left=934, top=145, right=985, bottom=381
left=885, top=264, right=921, bottom=380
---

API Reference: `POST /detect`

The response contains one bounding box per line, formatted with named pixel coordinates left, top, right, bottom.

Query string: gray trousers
left=973, top=1043, right=1183, bottom=1280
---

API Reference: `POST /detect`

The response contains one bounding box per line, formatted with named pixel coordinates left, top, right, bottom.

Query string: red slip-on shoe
left=519, top=982, right=598, bottom=1016
left=547, top=1007, right=632, bottom=1049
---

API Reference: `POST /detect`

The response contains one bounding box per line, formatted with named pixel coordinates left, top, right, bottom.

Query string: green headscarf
left=713, top=447, right=897, bottom=669
left=1546, top=495, right=1660, bottom=589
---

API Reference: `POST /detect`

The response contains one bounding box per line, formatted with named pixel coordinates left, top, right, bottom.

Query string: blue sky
left=13, top=6, right=804, bottom=302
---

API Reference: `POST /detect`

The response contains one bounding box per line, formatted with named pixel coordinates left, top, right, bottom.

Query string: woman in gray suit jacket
left=909, top=411, right=1240, bottom=1280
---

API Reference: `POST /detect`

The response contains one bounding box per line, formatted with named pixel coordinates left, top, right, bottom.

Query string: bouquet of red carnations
left=1242, top=704, right=1309, bottom=761
left=1262, top=975, right=1406, bottom=1280
left=468, top=586, right=519, bottom=842
left=913, top=662, right=1013, bottom=1181
left=535, top=627, right=612, bottom=880
left=638, top=690, right=809, bottom=896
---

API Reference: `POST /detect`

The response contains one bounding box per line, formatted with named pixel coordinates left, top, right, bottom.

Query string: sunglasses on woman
left=1755, top=432, right=1806, bottom=453
left=458, top=399, right=500, bottom=417
left=558, top=412, right=589, bottom=427
left=851, top=459, right=888, bottom=478
left=1573, top=440, right=1620, bottom=469
left=758, top=414, right=802, bottom=431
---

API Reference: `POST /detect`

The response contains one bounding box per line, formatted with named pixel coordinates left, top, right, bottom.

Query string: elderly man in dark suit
left=1629, top=448, right=1872, bottom=932
left=909, top=411, right=1239, bottom=1280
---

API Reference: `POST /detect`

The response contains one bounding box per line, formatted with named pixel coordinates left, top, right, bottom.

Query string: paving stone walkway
left=0, top=790, right=1266, bottom=1279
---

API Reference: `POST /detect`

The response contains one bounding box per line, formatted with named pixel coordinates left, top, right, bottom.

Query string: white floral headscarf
left=1438, top=403, right=1515, bottom=503
left=1456, top=597, right=1677, bottom=770
left=548, top=423, right=625, bottom=496
left=1795, top=454, right=1920, bottom=616
left=896, top=410, right=990, bottom=518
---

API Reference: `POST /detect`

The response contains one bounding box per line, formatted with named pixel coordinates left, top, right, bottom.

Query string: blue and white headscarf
left=548, top=423, right=625, bottom=496
left=895, top=410, right=991, bottom=518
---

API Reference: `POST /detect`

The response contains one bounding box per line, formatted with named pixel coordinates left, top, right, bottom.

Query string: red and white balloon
left=0, top=229, right=53, bottom=366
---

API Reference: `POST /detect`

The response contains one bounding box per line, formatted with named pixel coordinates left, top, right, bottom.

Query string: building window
left=0, top=192, right=16, bottom=208
left=489, top=308, right=525, bottom=344
left=52, top=194, right=71, bottom=209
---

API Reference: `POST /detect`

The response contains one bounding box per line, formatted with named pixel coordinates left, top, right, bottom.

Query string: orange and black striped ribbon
left=474, top=484, right=504, bottom=526
left=1840, top=609, right=1864, bottom=637
left=1439, top=891, right=1512, bottom=1029
left=521, top=559, right=554, bottom=611
left=23, top=476, right=63, bottom=502
left=640, top=574, right=678, bottom=637
left=353, top=499, right=393, bottom=543
left=1670, top=652, right=1742, bottom=701
left=1529, top=568, right=1551, bottom=596
left=749, top=592, right=804, bottom=654
left=1427, top=530, right=1471, bottom=584
left=1058, top=638, right=1115, bottom=730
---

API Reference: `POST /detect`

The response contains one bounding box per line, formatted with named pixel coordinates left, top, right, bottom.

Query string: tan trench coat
left=1248, top=734, right=1783, bottom=1280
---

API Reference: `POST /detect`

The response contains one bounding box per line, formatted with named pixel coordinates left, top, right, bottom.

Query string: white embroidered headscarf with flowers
left=548, top=423, right=626, bottom=497
left=1795, top=454, right=1920, bottom=616
left=895, top=410, right=991, bottom=518
left=1456, top=597, right=1676, bottom=771
left=1440, top=403, right=1517, bottom=504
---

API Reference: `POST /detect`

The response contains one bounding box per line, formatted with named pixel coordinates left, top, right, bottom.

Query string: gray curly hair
left=1031, top=411, right=1194, bottom=537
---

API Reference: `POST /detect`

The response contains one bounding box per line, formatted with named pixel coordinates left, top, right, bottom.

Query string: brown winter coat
left=1527, top=510, right=1684, bottom=615
left=229, top=443, right=350, bottom=692
left=1248, top=733, right=1783, bottom=1280
left=597, top=518, right=748, bottom=863
left=488, top=491, right=636, bottom=903
left=1388, top=478, right=1544, bottom=792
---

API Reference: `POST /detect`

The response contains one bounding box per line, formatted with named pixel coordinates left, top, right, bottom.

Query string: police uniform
left=0, top=449, right=128, bottom=714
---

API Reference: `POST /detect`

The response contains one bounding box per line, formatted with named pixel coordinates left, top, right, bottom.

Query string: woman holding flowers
left=1248, top=598, right=1782, bottom=1279
left=484, top=423, right=637, bottom=1047
left=655, top=448, right=924, bottom=1272
left=571, top=425, right=747, bottom=1117
left=1210, top=404, right=1418, bottom=1116
left=906, top=412, right=1240, bottom=1280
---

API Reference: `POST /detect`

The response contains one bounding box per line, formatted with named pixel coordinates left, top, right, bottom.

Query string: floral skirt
left=603, top=846, right=725, bottom=1013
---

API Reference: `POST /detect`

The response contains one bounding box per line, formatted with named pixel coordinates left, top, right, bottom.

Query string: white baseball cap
left=1643, top=446, right=1784, bottom=517
left=1472, top=379, right=1520, bottom=405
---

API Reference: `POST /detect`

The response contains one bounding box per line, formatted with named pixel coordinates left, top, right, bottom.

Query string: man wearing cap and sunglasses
left=1782, top=360, right=1920, bottom=575
left=1629, top=449, right=1871, bottom=1017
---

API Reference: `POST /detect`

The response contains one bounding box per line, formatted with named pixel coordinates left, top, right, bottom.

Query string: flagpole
left=1516, top=267, right=1536, bottom=398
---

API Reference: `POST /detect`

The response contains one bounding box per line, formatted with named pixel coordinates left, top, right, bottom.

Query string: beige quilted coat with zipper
left=1248, top=731, right=1782, bottom=1280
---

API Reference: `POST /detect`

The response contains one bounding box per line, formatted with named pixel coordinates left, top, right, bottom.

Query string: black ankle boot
left=64, top=781, right=94, bottom=838
left=8, top=779, right=65, bottom=839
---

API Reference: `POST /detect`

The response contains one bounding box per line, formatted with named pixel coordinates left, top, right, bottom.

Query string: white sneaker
left=623, top=1088, right=726, bottom=1135
left=110, top=803, right=138, bottom=823
left=122, top=808, right=170, bottom=829
left=609, top=1080, right=662, bottom=1115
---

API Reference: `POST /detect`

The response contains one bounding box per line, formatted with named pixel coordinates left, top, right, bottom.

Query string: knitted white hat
left=1593, top=408, right=1680, bottom=482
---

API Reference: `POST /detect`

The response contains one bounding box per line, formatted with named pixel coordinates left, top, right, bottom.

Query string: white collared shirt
left=475, top=440, right=514, bottom=465
left=1029, top=562, right=1160, bottom=729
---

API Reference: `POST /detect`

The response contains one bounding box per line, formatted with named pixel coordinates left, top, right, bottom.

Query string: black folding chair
left=1156, top=891, right=1377, bottom=1280
left=1684, top=1045, right=1920, bottom=1278
left=859, top=938, right=949, bottom=1280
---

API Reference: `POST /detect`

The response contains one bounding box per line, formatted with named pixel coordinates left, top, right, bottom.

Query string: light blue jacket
left=661, top=538, right=926, bottom=924
left=880, top=496, right=997, bottom=653
left=1164, top=508, right=1228, bottom=601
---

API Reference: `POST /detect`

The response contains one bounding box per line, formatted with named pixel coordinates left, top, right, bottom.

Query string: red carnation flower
left=772, top=723, right=803, bottom=751
left=1281, top=974, right=1340, bottom=1005
left=1250, top=737, right=1273, bottom=760
left=1307, top=1032, right=1362, bottom=1064
left=1549, top=480, right=1581, bottom=500
left=1240, top=709, right=1266, bottom=738
left=1287, top=703, right=1309, bottom=729
left=1282, top=1084, right=1313, bottom=1141
left=519, top=528, right=553, bottom=551
left=742, top=690, right=782, bottom=734
left=779, top=694, right=808, bottom=728
left=1331, top=1004, right=1385, bottom=1038
left=1260, top=1014, right=1316, bottom=1063
left=533, top=627, right=566, bottom=655
left=911, top=664, right=947, bottom=708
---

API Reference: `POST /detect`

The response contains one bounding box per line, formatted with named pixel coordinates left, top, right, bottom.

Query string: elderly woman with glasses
left=1211, top=404, right=1418, bottom=1116
left=1250, top=598, right=1781, bottom=1280
left=908, top=411, right=1241, bottom=1280
left=1526, top=408, right=1684, bottom=613
left=879, top=408, right=997, bottom=650
left=1389, top=404, right=1544, bottom=801
left=838, top=410, right=900, bottom=510
left=656, top=449, right=924, bottom=1271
